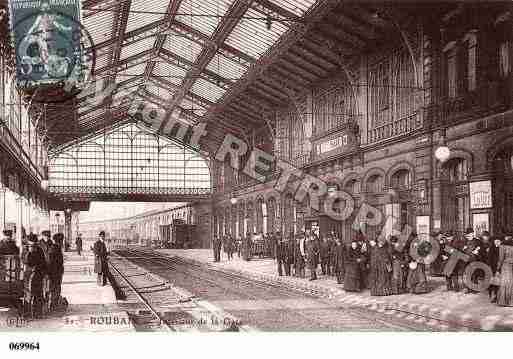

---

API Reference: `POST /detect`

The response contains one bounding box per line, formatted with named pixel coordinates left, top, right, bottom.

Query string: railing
left=367, top=112, right=420, bottom=144
left=426, top=81, right=506, bottom=129
left=0, top=119, right=44, bottom=181
left=48, top=185, right=212, bottom=198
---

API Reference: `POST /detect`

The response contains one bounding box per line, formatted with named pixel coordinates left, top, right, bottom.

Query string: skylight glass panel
left=153, top=61, right=188, bottom=85
left=267, top=0, right=318, bottom=17
left=206, top=52, right=248, bottom=81
left=225, top=8, right=288, bottom=59
left=177, top=0, right=233, bottom=37
left=162, top=30, right=204, bottom=63
left=120, top=36, right=156, bottom=60
left=190, top=78, right=226, bottom=103
left=126, top=0, right=167, bottom=33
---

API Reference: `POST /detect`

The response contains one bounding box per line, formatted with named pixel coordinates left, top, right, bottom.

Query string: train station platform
left=158, top=249, right=513, bottom=331
left=0, top=252, right=134, bottom=332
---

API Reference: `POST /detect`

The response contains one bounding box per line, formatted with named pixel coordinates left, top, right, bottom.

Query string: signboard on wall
left=8, top=0, right=85, bottom=89
left=473, top=213, right=490, bottom=236
left=416, top=216, right=430, bottom=242
left=469, top=181, right=493, bottom=209
left=313, top=125, right=358, bottom=159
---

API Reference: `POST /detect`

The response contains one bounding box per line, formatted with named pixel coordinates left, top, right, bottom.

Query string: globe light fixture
left=40, top=179, right=48, bottom=190
left=230, top=197, right=238, bottom=205
left=435, top=145, right=451, bottom=163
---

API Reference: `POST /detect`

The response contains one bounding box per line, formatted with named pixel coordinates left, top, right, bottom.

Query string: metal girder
left=158, top=48, right=232, bottom=89
left=245, top=87, right=285, bottom=108
left=269, top=63, right=312, bottom=87
left=227, top=103, right=261, bottom=123
left=95, top=49, right=153, bottom=75
left=92, top=18, right=167, bottom=52
left=142, top=1, right=184, bottom=88
left=331, top=8, right=379, bottom=40
left=290, top=44, right=339, bottom=70
left=159, top=0, right=255, bottom=131
left=169, top=20, right=256, bottom=66
left=318, top=21, right=367, bottom=49
left=205, top=0, right=341, bottom=123
left=236, top=92, right=273, bottom=112
left=281, top=52, right=327, bottom=79
left=83, top=0, right=118, bottom=18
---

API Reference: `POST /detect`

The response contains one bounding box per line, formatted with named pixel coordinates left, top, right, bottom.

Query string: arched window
left=446, top=158, right=469, bottom=182
left=366, top=174, right=384, bottom=193
left=390, top=169, right=412, bottom=190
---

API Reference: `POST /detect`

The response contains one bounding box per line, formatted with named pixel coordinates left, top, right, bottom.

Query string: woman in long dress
left=369, top=237, right=393, bottom=296
left=497, top=236, right=513, bottom=306
left=390, top=236, right=408, bottom=295
left=406, top=234, right=429, bottom=294
left=343, top=241, right=366, bottom=292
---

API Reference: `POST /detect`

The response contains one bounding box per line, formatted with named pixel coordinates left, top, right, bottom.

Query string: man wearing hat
left=462, top=227, right=483, bottom=293
left=444, top=231, right=464, bottom=291
left=93, top=231, right=109, bottom=286
left=39, top=230, right=63, bottom=309
left=22, top=234, right=46, bottom=318
left=0, top=229, right=19, bottom=255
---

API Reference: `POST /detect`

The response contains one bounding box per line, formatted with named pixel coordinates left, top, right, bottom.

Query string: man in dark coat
left=93, top=231, right=109, bottom=286
left=328, top=232, right=338, bottom=278
left=445, top=232, right=465, bottom=291
left=306, top=231, right=319, bottom=281
left=275, top=234, right=285, bottom=276
left=319, top=235, right=331, bottom=276
left=293, top=233, right=306, bottom=278
left=0, top=229, right=19, bottom=255
left=334, top=236, right=345, bottom=284
left=48, top=233, right=64, bottom=310
left=462, top=228, right=483, bottom=293
left=75, top=234, right=83, bottom=256
left=485, top=235, right=501, bottom=302
left=23, top=234, right=47, bottom=318
left=283, top=232, right=295, bottom=276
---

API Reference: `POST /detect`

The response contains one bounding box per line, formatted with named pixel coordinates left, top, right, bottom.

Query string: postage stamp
left=8, top=0, right=95, bottom=103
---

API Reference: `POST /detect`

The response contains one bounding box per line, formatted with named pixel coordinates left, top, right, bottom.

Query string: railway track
left=112, top=247, right=469, bottom=331
left=109, top=254, right=244, bottom=332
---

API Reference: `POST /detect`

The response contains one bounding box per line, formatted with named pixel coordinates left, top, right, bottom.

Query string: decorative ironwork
left=48, top=122, right=211, bottom=200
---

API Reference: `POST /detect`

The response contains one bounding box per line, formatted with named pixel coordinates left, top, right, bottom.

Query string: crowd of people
left=212, top=227, right=513, bottom=307
left=0, top=229, right=65, bottom=318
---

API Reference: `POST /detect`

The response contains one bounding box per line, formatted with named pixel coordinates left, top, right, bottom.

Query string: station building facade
left=210, top=3, right=513, bottom=242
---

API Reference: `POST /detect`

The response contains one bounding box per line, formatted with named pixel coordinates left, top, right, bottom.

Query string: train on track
left=80, top=204, right=211, bottom=250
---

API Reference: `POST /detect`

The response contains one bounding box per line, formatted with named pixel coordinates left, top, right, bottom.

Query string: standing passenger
left=333, top=236, right=345, bottom=284
left=75, top=234, right=83, bottom=256
left=293, top=233, right=306, bottom=278
left=48, top=233, right=64, bottom=310
left=319, top=235, right=330, bottom=276
left=344, top=240, right=365, bottom=292
left=306, top=231, right=319, bottom=281
left=389, top=236, right=408, bottom=295
left=93, top=231, right=109, bottom=286
left=23, top=234, right=46, bottom=318
left=497, top=234, right=513, bottom=307
left=0, top=229, right=19, bottom=255
left=369, top=236, right=393, bottom=296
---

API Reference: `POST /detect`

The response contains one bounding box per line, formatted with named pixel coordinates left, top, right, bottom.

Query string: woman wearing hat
left=496, top=233, right=513, bottom=306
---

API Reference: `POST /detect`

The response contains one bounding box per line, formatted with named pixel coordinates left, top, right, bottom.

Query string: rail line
left=108, top=257, right=175, bottom=332
left=113, top=247, right=466, bottom=331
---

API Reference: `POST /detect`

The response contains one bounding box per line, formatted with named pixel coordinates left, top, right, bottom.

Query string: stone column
left=0, top=187, right=5, bottom=229
left=64, top=210, right=72, bottom=251
left=16, top=196, right=24, bottom=249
